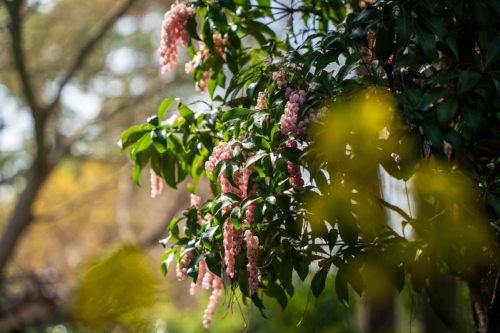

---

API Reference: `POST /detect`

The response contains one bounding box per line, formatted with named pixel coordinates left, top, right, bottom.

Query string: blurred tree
left=0, top=0, right=198, bottom=276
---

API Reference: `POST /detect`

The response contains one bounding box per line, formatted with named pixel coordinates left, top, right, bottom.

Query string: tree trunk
left=0, top=167, right=50, bottom=275
left=468, top=276, right=498, bottom=333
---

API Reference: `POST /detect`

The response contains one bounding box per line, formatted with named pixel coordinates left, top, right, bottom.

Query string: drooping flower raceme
left=150, top=169, right=164, bottom=198
left=280, top=89, right=307, bottom=138
left=176, top=249, right=193, bottom=281
left=190, top=258, right=207, bottom=295
left=203, top=275, right=223, bottom=329
left=202, top=269, right=215, bottom=290
left=205, top=140, right=233, bottom=173
left=158, top=0, right=194, bottom=74
left=255, top=90, right=267, bottom=111
left=245, top=230, right=259, bottom=294
left=272, top=68, right=288, bottom=89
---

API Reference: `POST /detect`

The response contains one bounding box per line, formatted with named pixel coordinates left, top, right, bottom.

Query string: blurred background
left=0, top=0, right=474, bottom=332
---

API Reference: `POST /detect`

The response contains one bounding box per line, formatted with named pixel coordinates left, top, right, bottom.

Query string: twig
left=46, top=0, right=136, bottom=113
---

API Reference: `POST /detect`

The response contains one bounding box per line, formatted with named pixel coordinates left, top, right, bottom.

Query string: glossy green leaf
left=337, top=52, right=368, bottom=81
left=485, top=37, right=500, bottom=69
left=158, top=98, right=177, bottom=121
left=396, top=9, right=414, bottom=45
left=335, top=269, right=349, bottom=307
left=222, top=107, right=252, bottom=122
left=312, top=263, right=331, bottom=298
left=437, top=97, right=458, bottom=126
left=422, top=123, right=444, bottom=150
left=206, top=250, right=222, bottom=277
left=457, top=70, right=481, bottom=93
left=375, top=15, right=396, bottom=61
left=414, top=21, right=436, bottom=58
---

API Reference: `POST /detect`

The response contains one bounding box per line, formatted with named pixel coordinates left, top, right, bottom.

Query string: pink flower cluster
left=220, top=170, right=244, bottom=278
left=197, top=71, right=211, bottom=93
left=190, top=258, right=207, bottom=295
left=273, top=69, right=288, bottom=89
left=281, top=89, right=307, bottom=138
left=203, top=274, right=223, bottom=329
left=288, top=161, right=305, bottom=191
left=158, top=0, right=194, bottom=74
left=202, top=268, right=215, bottom=289
left=176, top=249, right=193, bottom=281
left=150, top=169, right=164, bottom=198
left=205, top=140, right=233, bottom=173
left=223, top=215, right=239, bottom=278
left=240, top=164, right=257, bottom=223
left=190, top=193, right=201, bottom=207
left=245, top=230, right=259, bottom=294
left=185, top=35, right=227, bottom=93
left=255, top=90, right=267, bottom=111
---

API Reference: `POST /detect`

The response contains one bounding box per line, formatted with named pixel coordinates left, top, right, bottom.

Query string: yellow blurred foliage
left=73, top=246, right=157, bottom=331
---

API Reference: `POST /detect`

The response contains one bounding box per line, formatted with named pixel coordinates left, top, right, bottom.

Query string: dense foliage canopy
left=120, top=0, right=500, bottom=331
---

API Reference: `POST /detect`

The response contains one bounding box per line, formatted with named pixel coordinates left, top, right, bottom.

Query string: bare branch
left=5, top=0, right=45, bottom=166
left=47, top=84, right=161, bottom=169
left=46, top=0, right=136, bottom=113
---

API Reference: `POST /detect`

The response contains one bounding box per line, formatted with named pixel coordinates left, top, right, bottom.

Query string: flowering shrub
left=120, top=0, right=500, bottom=331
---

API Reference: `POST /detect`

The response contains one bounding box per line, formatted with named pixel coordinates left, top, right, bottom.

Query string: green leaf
left=186, top=16, right=201, bottom=41
left=202, top=18, right=214, bottom=51
left=312, top=263, right=331, bottom=298
left=315, top=50, right=340, bottom=74
left=254, top=201, right=265, bottom=224
left=384, top=262, right=406, bottom=293
left=222, top=107, right=252, bottom=122
left=414, top=21, right=436, bottom=58
left=485, top=0, right=500, bottom=15
left=287, top=51, right=306, bottom=64
left=335, top=270, right=349, bottom=307
left=327, top=229, right=339, bottom=253
left=280, top=252, right=293, bottom=289
left=457, top=70, right=481, bottom=93
left=147, top=115, right=159, bottom=126
left=375, top=16, right=396, bottom=61
left=437, top=97, right=458, bottom=126
left=302, top=51, right=321, bottom=75
left=206, top=250, right=222, bottom=277
left=265, top=281, right=288, bottom=311
left=346, top=266, right=364, bottom=296
left=241, top=137, right=271, bottom=151
left=278, top=147, right=300, bottom=164
left=462, top=105, right=482, bottom=138
left=444, top=129, right=464, bottom=153
left=161, top=251, right=175, bottom=277
left=178, top=102, right=195, bottom=120
left=133, top=132, right=153, bottom=157
left=133, top=162, right=142, bottom=186
left=291, top=248, right=309, bottom=281
left=422, top=123, right=444, bottom=150
left=158, top=98, right=177, bottom=121
left=337, top=52, right=368, bottom=81
left=151, top=128, right=167, bottom=153
left=338, top=211, right=358, bottom=246
left=219, top=0, right=235, bottom=12
left=488, top=193, right=500, bottom=216
left=485, top=37, right=500, bottom=69
left=396, top=9, right=414, bottom=45
left=472, top=2, right=489, bottom=28
left=208, top=4, right=228, bottom=34
left=416, top=88, right=445, bottom=111
left=162, top=150, right=177, bottom=189
left=230, top=206, right=242, bottom=229
left=399, top=129, right=422, bottom=179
